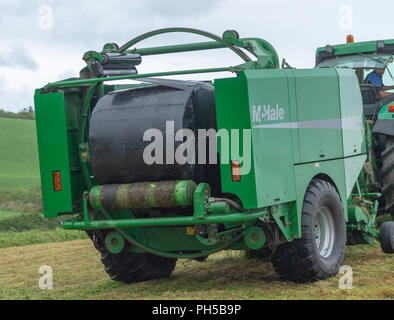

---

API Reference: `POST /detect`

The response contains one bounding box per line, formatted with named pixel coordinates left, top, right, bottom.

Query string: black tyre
left=381, top=136, right=394, bottom=217
left=101, top=251, right=177, bottom=283
left=379, top=221, right=394, bottom=254
left=87, top=231, right=177, bottom=283
left=272, top=179, right=346, bottom=283
left=245, top=247, right=272, bottom=261
left=193, top=256, right=209, bottom=262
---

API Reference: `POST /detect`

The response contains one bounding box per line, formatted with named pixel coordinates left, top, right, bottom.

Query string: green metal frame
left=118, top=28, right=279, bottom=68
left=60, top=184, right=270, bottom=259
left=34, top=28, right=390, bottom=260
left=315, top=39, right=394, bottom=92
left=315, top=39, right=394, bottom=65
left=45, top=27, right=279, bottom=89
left=62, top=192, right=268, bottom=230
left=38, top=28, right=282, bottom=258
left=118, top=28, right=253, bottom=61
left=46, top=28, right=280, bottom=208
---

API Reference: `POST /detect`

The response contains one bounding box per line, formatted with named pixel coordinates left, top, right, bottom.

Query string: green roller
left=105, top=231, right=125, bottom=254
left=89, top=180, right=197, bottom=211
left=244, top=226, right=266, bottom=250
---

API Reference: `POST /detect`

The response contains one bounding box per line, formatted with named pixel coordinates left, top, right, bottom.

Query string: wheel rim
left=314, top=206, right=335, bottom=258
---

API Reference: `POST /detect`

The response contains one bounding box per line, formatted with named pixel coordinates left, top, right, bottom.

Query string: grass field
left=0, top=210, right=27, bottom=220
left=0, top=116, right=392, bottom=301
left=0, top=240, right=392, bottom=300
left=0, top=117, right=40, bottom=191
left=0, top=229, right=87, bottom=248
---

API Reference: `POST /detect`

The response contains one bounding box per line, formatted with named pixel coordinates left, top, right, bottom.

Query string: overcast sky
left=0, top=0, right=393, bottom=112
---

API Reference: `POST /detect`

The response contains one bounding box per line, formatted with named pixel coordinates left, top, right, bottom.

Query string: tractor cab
left=316, top=37, right=394, bottom=119
left=316, top=37, right=394, bottom=219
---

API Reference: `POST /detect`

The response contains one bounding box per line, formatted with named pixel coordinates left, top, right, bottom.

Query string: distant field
left=0, top=117, right=40, bottom=191
left=0, top=240, right=392, bottom=300
left=0, top=210, right=27, bottom=220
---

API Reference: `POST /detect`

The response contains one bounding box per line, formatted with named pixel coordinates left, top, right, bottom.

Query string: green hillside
left=0, top=117, right=40, bottom=191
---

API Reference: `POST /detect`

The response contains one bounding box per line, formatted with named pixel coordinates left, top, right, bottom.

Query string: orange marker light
left=388, top=105, right=394, bottom=113
left=53, top=171, right=62, bottom=191
left=346, top=34, right=354, bottom=43
left=231, top=161, right=241, bottom=182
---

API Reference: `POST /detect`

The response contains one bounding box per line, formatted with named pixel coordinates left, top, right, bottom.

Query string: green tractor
left=316, top=38, right=394, bottom=244
left=34, top=28, right=393, bottom=285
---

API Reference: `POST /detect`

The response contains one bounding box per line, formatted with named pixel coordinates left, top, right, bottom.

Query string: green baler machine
left=34, top=28, right=393, bottom=284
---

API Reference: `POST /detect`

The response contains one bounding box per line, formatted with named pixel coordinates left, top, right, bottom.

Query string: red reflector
left=53, top=171, right=62, bottom=191
left=231, top=161, right=241, bottom=182
left=388, top=105, right=394, bottom=113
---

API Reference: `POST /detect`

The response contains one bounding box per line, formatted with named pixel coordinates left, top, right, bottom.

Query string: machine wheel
left=271, top=179, right=346, bottom=283
left=87, top=231, right=177, bottom=283
left=379, top=221, right=394, bottom=254
left=245, top=248, right=272, bottom=261
left=381, top=136, right=394, bottom=217
left=101, top=251, right=177, bottom=283
left=193, top=256, right=209, bottom=262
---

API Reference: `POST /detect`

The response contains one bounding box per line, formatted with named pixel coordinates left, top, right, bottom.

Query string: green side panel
left=63, top=93, right=85, bottom=209
left=344, top=155, right=367, bottom=198
left=34, top=91, right=83, bottom=217
left=336, top=68, right=367, bottom=157
left=246, top=69, right=297, bottom=207
left=214, top=73, right=258, bottom=209
left=215, top=68, right=364, bottom=228
left=291, top=69, right=344, bottom=163
left=336, top=68, right=367, bottom=199
left=214, top=70, right=297, bottom=209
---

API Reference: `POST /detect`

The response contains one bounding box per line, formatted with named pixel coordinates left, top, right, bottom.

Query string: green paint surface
left=316, top=39, right=394, bottom=59
left=35, top=92, right=74, bottom=217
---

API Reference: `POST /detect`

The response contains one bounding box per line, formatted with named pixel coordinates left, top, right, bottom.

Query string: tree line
left=0, top=107, right=35, bottom=120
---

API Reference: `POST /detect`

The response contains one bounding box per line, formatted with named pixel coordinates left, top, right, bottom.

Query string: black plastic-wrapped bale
left=89, top=80, right=220, bottom=191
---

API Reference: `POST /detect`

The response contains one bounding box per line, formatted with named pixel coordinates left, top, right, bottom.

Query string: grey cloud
left=0, top=44, right=38, bottom=70
left=0, top=78, right=34, bottom=112
left=0, top=0, right=393, bottom=112
left=0, top=0, right=226, bottom=50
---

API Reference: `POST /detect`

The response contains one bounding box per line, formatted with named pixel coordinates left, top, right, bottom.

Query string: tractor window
left=382, top=60, right=394, bottom=86
left=317, top=53, right=392, bottom=69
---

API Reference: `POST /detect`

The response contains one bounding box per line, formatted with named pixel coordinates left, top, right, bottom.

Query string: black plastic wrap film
left=89, top=80, right=221, bottom=192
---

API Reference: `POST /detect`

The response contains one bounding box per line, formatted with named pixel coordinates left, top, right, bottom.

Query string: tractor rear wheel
left=379, top=221, right=394, bottom=254
left=381, top=136, right=394, bottom=218
left=87, top=231, right=177, bottom=283
left=271, top=179, right=346, bottom=283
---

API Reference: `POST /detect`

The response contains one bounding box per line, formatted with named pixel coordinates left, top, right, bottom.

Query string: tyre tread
left=271, top=179, right=345, bottom=283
